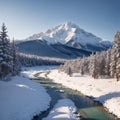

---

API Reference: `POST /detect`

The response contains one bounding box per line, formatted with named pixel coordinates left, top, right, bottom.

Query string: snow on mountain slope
left=18, top=22, right=112, bottom=59
left=18, top=40, right=91, bottom=59
left=27, top=22, right=112, bottom=49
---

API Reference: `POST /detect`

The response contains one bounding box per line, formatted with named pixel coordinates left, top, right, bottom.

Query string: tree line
left=18, top=52, right=65, bottom=67
left=59, top=31, right=120, bottom=81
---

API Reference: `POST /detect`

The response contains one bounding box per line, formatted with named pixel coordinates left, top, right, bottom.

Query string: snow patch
left=43, top=99, right=79, bottom=120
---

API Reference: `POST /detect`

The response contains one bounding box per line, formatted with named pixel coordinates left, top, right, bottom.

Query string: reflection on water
left=33, top=78, right=115, bottom=120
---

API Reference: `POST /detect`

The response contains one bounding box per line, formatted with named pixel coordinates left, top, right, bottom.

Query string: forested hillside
left=18, top=53, right=65, bottom=67
left=59, top=31, right=120, bottom=81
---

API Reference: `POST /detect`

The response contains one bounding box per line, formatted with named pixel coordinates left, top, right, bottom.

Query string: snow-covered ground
left=22, top=66, right=79, bottom=120
left=0, top=68, right=51, bottom=120
left=2, top=65, right=120, bottom=120
left=0, top=66, right=80, bottom=120
left=43, top=99, right=79, bottom=120
left=44, top=69, right=120, bottom=118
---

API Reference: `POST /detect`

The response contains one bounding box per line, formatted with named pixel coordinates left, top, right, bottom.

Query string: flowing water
left=33, top=76, right=116, bottom=120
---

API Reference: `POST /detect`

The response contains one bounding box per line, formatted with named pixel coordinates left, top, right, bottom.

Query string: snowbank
left=46, top=69, right=120, bottom=118
left=0, top=74, right=50, bottom=120
left=43, top=99, right=78, bottom=120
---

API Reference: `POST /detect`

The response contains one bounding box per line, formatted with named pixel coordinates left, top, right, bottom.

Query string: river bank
left=22, top=66, right=80, bottom=120
left=33, top=75, right=114, bottom=120
left=0, top=74, right=50, bottom=120
left=42, top=69, right=120, bottom=119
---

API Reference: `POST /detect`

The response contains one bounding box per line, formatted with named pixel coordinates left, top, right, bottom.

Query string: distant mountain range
left=17, top=22, right=112, bottom=59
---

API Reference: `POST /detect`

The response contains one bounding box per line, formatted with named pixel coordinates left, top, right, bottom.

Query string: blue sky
left=0, top=0, right=120, bottom=41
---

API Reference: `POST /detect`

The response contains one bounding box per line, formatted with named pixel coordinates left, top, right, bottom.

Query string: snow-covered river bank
left=45, top=68, right=120, bottom=119
left=0, top=75, right=50, bottom=120
left=35, top=73, right=115, bottom=120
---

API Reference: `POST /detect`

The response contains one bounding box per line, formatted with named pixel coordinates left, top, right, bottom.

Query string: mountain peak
left=61, top=22, right=79, bottom=28
left=26, top=22, right=112, bottom=51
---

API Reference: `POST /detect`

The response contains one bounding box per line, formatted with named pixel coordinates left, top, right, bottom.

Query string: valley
left=0, top=1, right=119, bottom=119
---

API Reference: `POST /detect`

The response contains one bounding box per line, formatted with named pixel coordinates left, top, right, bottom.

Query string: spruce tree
left=89, top=54, right=96, bottom=78
left=98, top=52, right=106, bottom=77
left=0, top=23, right=13, bottom=78
left=11, top=38, right=21, bottom=75
left=114, top=31, right=120, bottom=81
left=110, top=48, right=116, bottom=78
left=105, top=49, right=111, bottom=76
left=67, top=66, right=72, bottom=76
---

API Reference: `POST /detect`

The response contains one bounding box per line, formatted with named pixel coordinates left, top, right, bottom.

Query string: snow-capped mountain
left=27, top=22, right=112, bottom=51
left=18, top=22, right=112, bottom=59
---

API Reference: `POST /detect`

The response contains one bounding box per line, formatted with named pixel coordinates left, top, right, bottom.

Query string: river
left=33, top=73, right=116, bottom=120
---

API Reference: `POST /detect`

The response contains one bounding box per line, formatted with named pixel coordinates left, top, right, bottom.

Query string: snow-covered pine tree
left=11, top=38, right=21, bottom=75
left=110, top=48, right=116, bottom=78
left=0, top=23, right=13, bottom=78
left=105, top=49, right=111, bottom=76
left=95, top=52, right=101, bottom=78
left=67, top=66, right=72, bottom=76
left=98, top=52, right=106, bottom=77
left=79, top=57, right=85, bottom=76
left=89, top=53, right=99, bottom=79
left=73, top=59, right=80, bottom=73
left=114, top=31, right=120, bottom=81
left=88, top=54, right=94, bottom=76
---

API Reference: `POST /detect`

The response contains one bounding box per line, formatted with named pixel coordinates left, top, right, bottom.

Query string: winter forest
left=59, top=31, right=120, bottom=81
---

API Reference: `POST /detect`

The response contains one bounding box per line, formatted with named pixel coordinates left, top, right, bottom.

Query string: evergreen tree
left=0, top=23, right=13, bottom=78
left=114, top=31, right=120, bottom=81
left=11, top=38, right=21, bottom=75
left=105, top=49, right=111, bottom=76
left=89, top=54, right=99, bottom=79
left=80, top=57, right=85, bottom=75
left=110, top=49, right=116, bottom=77
left=67, top=66, right=72, bottom=76
left=98, top=52, right=106, bottom=77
